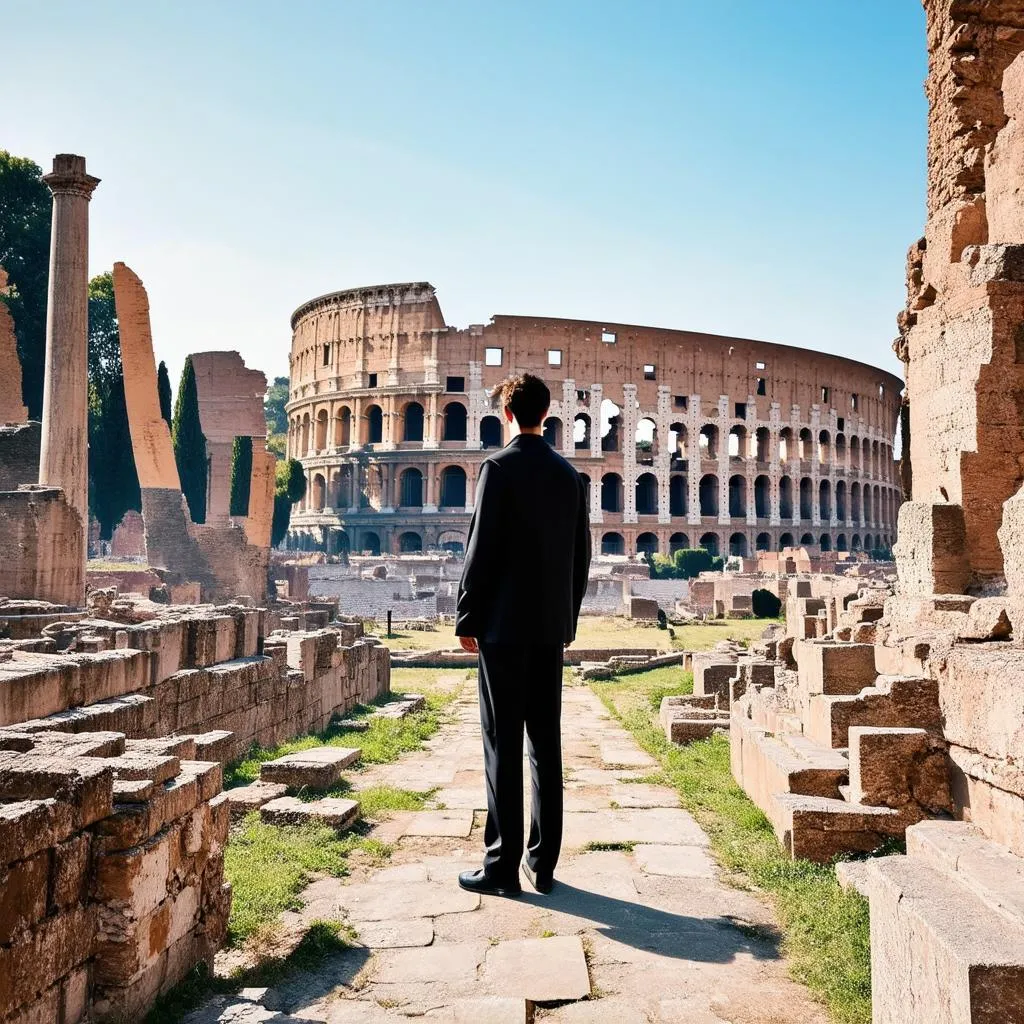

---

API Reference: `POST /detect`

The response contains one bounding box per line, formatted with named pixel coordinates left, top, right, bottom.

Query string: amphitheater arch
left=669, top=422, right=687, bottom=461
left=334, top=406, right=352, bottom=447
left=835, top=432, right=846, bottom=463
left=699, top=424, right=719, bottom=460
left=361, top=531, right=381, bottom=556
left=728, top=475, right=747, bottom=518
left=851, top=482, right=862, bottom=524
left=443, top=401, right=467, bottom=442
left=311, top=473, right=326, bottom=511
left=636, top=418, right=657, bottom=463
left=755, top=427, right=770, bottom=462
left=819, top=479, right=832, bottom=521
left=574, top=414, right=591, bottom=449
left=818, top=429, right=831, bottom=464
left=364, top=404, right=383, bottom=445
left=636, top=532, right=658, bottom=555
left=836, top=533, right=848, bottom=552
left=600, top=399, right=621, bottom=452
left=440, top=466, right=467, bottom=508
left=799, top=478, right=813, bottom=520
left=480, top=415, right=503, bottom=448
left=799, top=428, right=812, bottom=461
left=779, top=426, right=792, bottom=463
left=779, top=532, right=794, bottom=549
left=669, top=474, right=687, bottom=516
left=402, top=401, right=425, bottom=442
left=820, top=533, right=832, bottom=551
left=300, top=413, right=310, bottom=455
left=849, top=435, right=860, bottom=470
left=729, top=532, right=748, bottom=557
left=437, top=531, right=466, bottom=555
left=852, top=533, right=863, bottom=552
left=636, top=472, right=658, bottom=515
left=754, top=475, right=770, bottom=518
left=756, top=532, right=771, bottom=551
left=800, top=532, right=815, bottom=546
left=699, top=532, right=720, bottom=557
left=399, top=468, right=423, bottom=508
left=699, top=474, right=719, bottom=517
left=601, top=531, right=625, bottom=555
left=543, top=416, right=563, bottom=448
left=779, top=476, right=794, bottom=519
left=399, top=531, right=423, bottom=553
left=601, top=473, right=623, bottom=514
left=669, top=532, right=689, bottom=553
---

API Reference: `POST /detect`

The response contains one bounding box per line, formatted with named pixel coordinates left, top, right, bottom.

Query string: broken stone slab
left=351, top=917, right=435, bottom=949
left=373, top=941, right=489, bottom=985
left=424, top=997, right=531, bottom=1023
left=225, top=780, right=289, bottom=819
left=259, top=746, right=361, bottom=790
left=334, top=880, right=480, bottom=920
left=834, top=859, right=870, bottom=897
left=401, top=809, right=475, bottom=838
left=633, top=843, right=716, bottom=878
left=260, top=796, right=361, bottom=831
left=483, top=935, right=591, bottom=1002
left=665, top=716, right=730, bottom=745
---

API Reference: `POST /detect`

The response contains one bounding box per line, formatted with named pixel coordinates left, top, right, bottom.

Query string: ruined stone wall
left=286, top=283, right=903, bottom=561
left=0, top=423, right=40, bottom=492
left=0, top=267, right=27, bottom=425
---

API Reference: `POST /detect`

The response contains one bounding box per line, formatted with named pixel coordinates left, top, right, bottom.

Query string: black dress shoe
left=521, top=860, right=554, bottom=895
left=458, top=868, right=522, bottom=898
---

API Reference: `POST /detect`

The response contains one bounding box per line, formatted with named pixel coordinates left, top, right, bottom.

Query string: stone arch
left=310, top=473, right=326, bottom=511
left=574, top=414, right=591, bottom=449
left=754, top=475, right=770, bottom=518
left=361, top=531, right=381, bottom=556
left=799, top=427, right=812, bottom=461
left=364, top=404, right=383, bottom=445
left=800, top=532, right=815, bottom=546
left=799, top=477, right=813, bottom=520
left=756, top=531, right=771, bottom=551
left=820, top=533, right=832, bottom=551
left=755, top=427, right=770, bottom=462
left=399, top=468, right=423, bottom=508
left=670, top=422, right=687, bottom=461
left=852, top=533, right=863, bottom=552
left=440, top=465, right=467, bottom=507
left=636, top=417, right=657, bottom=461
left=600, top=398, right=621, bottom=452
left=699, top=474, right=719, bottom=517
left=443, top=401, right=467, bottom=442
left=851, top=482, right=862, bottom=524
left=402, top=401, right=425, bottom=442
left=728, top=475, right=747, bottom=518
left=636, top=472, right=658, bottom=515
left=601, top=531, right=625, bottom=555
left=543, top=416, right=563, bottom=448
left=873, top=484, right=881, bottom=525
left=779, top=426, right=793, bottom=463
left=437, top=531, right=465, bottom=555
left=699, top=532, right=720, bottom=557
left=315, top=409, right=329, bottom=451
left=669, top=474, right=687, bottom=516
left=729, top=532, right=748, bottom=557
left=300, top=412, right=310, bottom=455
left=836, top=479, right=847, bottom=521
left=669, top=532, right=690, bottom=553
left=399, top=531, right=423, bottom=553
left=480, top=415, right=503, bottom=448
left=864, top=485, right=873, bottom=525
left=819, top=479, right=832, bottom=521
left=849, top=434, right=860, bottom=470
left=818, top=429, right=831, bottom=464
left=728, top=424, right=747, bottom=459
left=779, top=532, right=794, bottom=550
left=779, top=475, right=794, bottom=519
left=601, top=473, right=623, bottom=513
left=636, top=532, right=658, bottom=555
left=836, top=532, right=848, bottom=552
left=864, top=533, right=874, bottom=552
left=699, top=424, right=719, bottom=460
left=334, top=406, right=352, bottom=447
left=835, top=432, right=846, bottom=463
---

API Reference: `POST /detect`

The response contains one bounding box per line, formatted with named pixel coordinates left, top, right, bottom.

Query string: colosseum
left=285, top=282, right=903, bottom=559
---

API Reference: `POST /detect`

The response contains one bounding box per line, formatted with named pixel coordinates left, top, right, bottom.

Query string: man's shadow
left=517, top=881, right=783, bottom=964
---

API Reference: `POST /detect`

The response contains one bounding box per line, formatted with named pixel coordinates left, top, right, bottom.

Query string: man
left=455, top=373, right=591, bottom=898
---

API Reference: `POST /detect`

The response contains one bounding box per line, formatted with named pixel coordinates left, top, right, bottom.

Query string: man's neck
left=516, top=426, right=543, bottom=436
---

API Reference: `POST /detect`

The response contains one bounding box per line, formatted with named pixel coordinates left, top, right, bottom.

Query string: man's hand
left=459, top=636, right=479, bottom=654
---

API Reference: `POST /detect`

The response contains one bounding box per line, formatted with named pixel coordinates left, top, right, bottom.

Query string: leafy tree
left=265, top=375, right=289, bottom=434
left=87, top=272, right=141, bottom=539
left=229, top=436, right=253, bottom=516
left=271, top=458, right=306, bottom=547
left=647, top=547, right=724, bottom=579
left=172, top=356, right=207, bottom=524
left=751, top=588, right=782, bottom=619
left=0, top=151, right=51, bottom=418
left=157, top=360, right=173, bottom=426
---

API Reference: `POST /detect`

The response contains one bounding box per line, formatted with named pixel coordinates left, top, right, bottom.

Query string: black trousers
left=477, top=641, right=564, bottom=883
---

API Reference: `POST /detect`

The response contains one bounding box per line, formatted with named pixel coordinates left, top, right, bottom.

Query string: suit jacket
left=455, top=432, right=592, bottom=645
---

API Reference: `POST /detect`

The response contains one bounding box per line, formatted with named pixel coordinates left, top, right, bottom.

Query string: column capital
left=42, top=154, right=100, bottom=200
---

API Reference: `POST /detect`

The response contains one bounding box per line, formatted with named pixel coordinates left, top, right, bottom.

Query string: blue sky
left=5, top=1, right=926, bottom=388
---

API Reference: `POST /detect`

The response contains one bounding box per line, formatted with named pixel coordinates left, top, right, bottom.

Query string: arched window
left=799, top=428, right=812, bottom=461
left=754, top=475, right=770, bottom=518
left=600, top=399, right=621, bottom=452
left=334, top=407, right=351, bottom=447
left=728, top=425, right=746, bottom=459
left=311, top=473, right=326, bottom=510
left=601, top=473, right=623, bottom=513
left=800, top=532, right=815, bottom=546
left=836, top=479, right=847, bottom=521
left=818, top=430, right=831, bottom=464
left=851, top=482, right=862, bottom=524
left=669, top=474, right=687, bottom=516
left=799, top=478, right=813, bottom=520
left=699, top=474, right=719, bottom=517
left=361, top=531, right=381, bottom=556
left=636, top=532, right=658, bottom=555
left=836, top=533, right=848, bottom=552
left=399, top=531, right=423, bottom=553
left=574, top=414, right=591, bottom=449
left=440, top=466, right=467, bottom=507
left=670, top=422, right=687, bottom=462
left=669, top=532, right=690, bottom=553
left=480, top=415, right=503, bottom=448
left=601, top=531, right=624, bottom=555
left=779, top=476, right=794, bottom=519
left=779, top=532, right=794, bottom=550
left=315, top=409, right=328, bottom=451
left=729, top=533, right=748, bottom=557
left=699, top=532, right=720, bottom=557
left=399, top=468, right=423, bottom=508
left=779, top=427, right=792, bottom=463
left=835, top=432, right=846, bottom=463
left=729, top=475, right=746, bottom=518
left=699, top=425, right=719, bottom=460
left=636, top=472, right=658, bottom=515
left=403, top=402, right=424, bottom=442
left=636, top=418, right=657, bottom=463
left=819, top=479, right=832, bottom=521
left=365, top=404, right=383, bottom=445
left=444, top=402, right=467, bottom=442
left=756, top=532, right=771, bottom=551
left=820, top=533, right=832, bottom=552
left=543, top=417, right=563, bottom=448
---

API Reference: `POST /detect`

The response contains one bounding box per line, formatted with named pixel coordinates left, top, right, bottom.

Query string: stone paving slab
left=423, top=997, right=530, bottom=1022
left=402, top=809, right=475, bottom=838
left=600, top=742, right=658, bottom=769
left=562, top=807, right=711, bottom=849
left=351, top=917, right=434, bottom=948
left=260, top=746, right=361, bottom=789
left=609, top=783, right=680, bottom=808
left=372, top=941, right=488, bottom=984
left=225, top=779, right=289, bottom=818
left=633, top=843, right=717, bottom=878
left=483, top=935, right=591, bottom=1002
left=335, top=880, right=480, bottom=920
left=431, top=786, right=487, bottom=810
left=260, top=796, right=361, bottom=830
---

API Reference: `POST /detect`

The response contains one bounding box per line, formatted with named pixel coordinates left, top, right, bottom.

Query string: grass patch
left=144, top=919, right=355, bottom=1024
left=591, top=667, right=872, bottom=1024
left=583, top=840, right=635, bottom=852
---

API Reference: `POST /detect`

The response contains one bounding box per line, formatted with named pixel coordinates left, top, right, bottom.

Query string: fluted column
left=38, top=155, right=99, bottom=585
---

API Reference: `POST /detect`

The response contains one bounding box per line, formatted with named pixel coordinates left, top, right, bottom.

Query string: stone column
left=589, top=384, right=603, bottom=458
left=38, top=155, right=99, bottom=579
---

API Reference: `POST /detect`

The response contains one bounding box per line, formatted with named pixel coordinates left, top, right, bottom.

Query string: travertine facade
left=285, top=284, right=903, bottom=559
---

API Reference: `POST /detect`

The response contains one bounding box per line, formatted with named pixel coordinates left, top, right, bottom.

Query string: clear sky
left=5, top=1, right=927, bottom=390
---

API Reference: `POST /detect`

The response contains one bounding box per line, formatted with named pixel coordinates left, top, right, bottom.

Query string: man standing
left=455, top=373, right=591, bottom=897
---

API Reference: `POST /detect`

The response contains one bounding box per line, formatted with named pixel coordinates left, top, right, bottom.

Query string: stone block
left=225, top=780, right=288, bottom=819
left=666, top=717, right=728, bottom=744
left=0, top=755, right=113, bottom=828
left=627, top=596, right=660, bottom=620
left=259, top=796, right=360, bottom=830
left=797, top=641, right=877, bottom=696
left=0, top=851, right=49, bottom=945
left=848, top=726, right=951, bottom=812
left=894, top=502, right=971, bottom=596
left=259, top=746, right=360, bottom=790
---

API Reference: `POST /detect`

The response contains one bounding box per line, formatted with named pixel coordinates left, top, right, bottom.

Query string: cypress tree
left=172, top=356, right=207, bottom=524
left=157, top=360, right=173, bottom=427
left=229, top=436, right=253, bottom=516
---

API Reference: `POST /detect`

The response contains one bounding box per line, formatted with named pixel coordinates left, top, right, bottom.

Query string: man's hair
left=495, top=374, right=550, bottom=428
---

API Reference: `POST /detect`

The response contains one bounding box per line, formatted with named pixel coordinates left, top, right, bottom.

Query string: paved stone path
left=194, top=680, right=828, bottom=1023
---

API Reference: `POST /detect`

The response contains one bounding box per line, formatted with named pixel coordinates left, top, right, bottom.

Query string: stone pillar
left=622, top=384, right=638, bottom=523
left=38, top=155, right=99, bottom=578
left=562, top=379, right=576, bottom=458
left=589, top=384, right=603, bottom=458
left=717, top=396, right=730, bottom=526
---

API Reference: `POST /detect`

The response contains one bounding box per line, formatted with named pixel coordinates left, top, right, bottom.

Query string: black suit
left=456, top=432, right=591, bottom=883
